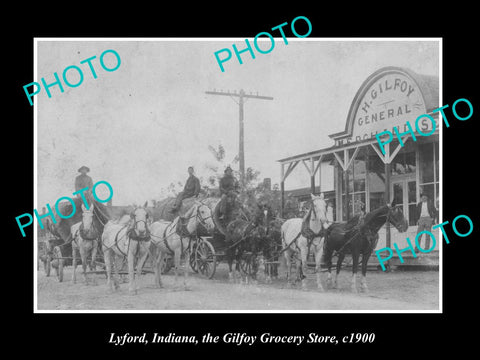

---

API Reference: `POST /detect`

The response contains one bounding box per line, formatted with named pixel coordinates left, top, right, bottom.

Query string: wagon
left=158, top=232, right=228, bottom=280
left=38, top=231, right=164, bottom=282
left=38, top=233, right=106, bottom=282
left=187, top=234, right=220, bottom=279
left=182, top=230, right=281, bottom=280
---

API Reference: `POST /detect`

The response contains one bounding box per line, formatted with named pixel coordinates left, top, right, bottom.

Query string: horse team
left=68, top=194, right=408, bottom=295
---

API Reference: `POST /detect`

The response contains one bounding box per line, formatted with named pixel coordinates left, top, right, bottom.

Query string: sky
left=36, top=39, right=439, bottom=206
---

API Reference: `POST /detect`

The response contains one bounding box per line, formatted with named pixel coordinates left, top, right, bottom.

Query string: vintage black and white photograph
left=34, top=38, right=441, bottom=312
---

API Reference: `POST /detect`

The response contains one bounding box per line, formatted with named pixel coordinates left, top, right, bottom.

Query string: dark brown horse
left=238, top=203, right=280, bottom=283
left=323, top=201, right=408, bottom=292
left=222, top=200, right=277, bottom=283
left=252, top=204, right=282, bottom=283
left=46, top=195, right=110, bottom=243
left=222, top=197, right=254, bottom=282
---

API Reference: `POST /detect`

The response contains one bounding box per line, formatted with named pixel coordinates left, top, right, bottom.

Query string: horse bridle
left=76, top=210, right=99, bottom=241
left=130, top=210, right=150, bottom=237
left=309, top=199, right=330, bottom=227
left=385, top=204, right=405, bottom=229
left=178, top=204, right=213, bottom=232
left=195, top=205, right=213, bottom=228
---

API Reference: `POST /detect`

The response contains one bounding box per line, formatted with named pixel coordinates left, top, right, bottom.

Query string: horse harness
left=107, top=216, right=152, bottom=258
left=155, top=205, right=213, bottom=256
left=79, top=222, right=99, bottom=241
left=330, top=210, right=390, bottom=256
left=159, top=221, right=191, bottom=256
left=281, top=205, right=327, bottom=255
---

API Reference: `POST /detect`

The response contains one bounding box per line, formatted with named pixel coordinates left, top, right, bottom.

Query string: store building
left=278, top=66, right=440, bottom=251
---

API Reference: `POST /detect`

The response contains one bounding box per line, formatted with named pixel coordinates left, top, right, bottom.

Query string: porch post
left=310, top=158, right=316, bottom=194
left=280, top=163, right=285, bottom=218
left=385, top=162, right=392, bottom=248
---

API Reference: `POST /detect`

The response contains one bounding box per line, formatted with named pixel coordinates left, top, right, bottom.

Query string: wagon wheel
left=195, top=238, right=216, bottom=279
left=53, top=246, right=64, bottom=282
left=189, top=242, right=199, bottom=273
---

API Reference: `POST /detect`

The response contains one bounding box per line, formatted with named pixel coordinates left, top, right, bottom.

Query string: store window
left=368, top=153, right=386, bottom=212
left=419, top=142, right=439, bottom=205
left=341, top=150, right=367, bottom=220
left=390, top=150, right=416, bottom=176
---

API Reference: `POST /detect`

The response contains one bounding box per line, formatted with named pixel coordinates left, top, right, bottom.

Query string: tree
left=154, top=143, right=286, bottom=217
left=204, top=144, right=240, bottom=191
left=204, top=143, right=284, bottom=215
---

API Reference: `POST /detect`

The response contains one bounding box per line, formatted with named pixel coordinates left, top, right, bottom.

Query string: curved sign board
left=331, top=68, right=437, bottom=146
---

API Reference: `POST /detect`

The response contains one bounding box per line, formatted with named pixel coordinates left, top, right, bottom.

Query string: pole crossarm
left=205, top=89, right=273, bottom=186
left=205, top=90, right=273, bottom=101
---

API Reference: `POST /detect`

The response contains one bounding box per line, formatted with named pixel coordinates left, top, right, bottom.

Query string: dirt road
left=36, top=264, right=439, bottom=311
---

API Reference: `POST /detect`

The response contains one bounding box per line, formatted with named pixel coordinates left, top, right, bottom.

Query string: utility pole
left=205, top=89, right=273, bottom=186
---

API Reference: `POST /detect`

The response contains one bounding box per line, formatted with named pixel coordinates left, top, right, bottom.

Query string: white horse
left=101, top=202, right=151, bottom=294
left=150, top=201, right=215, bottom=290
left=281, top=194, right=330, bottom=291
left=71, top=203, right=100, bottom=284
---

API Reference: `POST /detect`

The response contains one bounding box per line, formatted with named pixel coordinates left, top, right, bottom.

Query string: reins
left=149, top=204, right=211, bottom=256
left=330, top=208, right=392, bottom=256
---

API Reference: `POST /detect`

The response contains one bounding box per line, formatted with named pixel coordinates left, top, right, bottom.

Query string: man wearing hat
left=75, top=166, right=93, bottom=192
left=415, top=193, right=438, bottom=253
left=171, top=166, right=201, bottom=213
left=74, top=166, right=94, bottom=208
left=218, top=166, right=240, bottom=218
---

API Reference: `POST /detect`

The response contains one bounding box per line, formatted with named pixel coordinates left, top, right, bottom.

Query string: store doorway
left=391, top=178, right=417, bottom=226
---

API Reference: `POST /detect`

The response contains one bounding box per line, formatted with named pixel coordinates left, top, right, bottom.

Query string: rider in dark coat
left=218, top=166, right=240, bottom=218
left=75, top=166, right=94, bottom=207
left=75, top=166, right=94, bottom=192
left=72, top=166, right=110, bottom=227
left=171, top=166, right=201, bottom=213
left=219, top=166, right=240, bottom=195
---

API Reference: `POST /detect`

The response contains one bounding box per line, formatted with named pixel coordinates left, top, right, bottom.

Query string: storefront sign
left=331, top=69, right=437, bottom=146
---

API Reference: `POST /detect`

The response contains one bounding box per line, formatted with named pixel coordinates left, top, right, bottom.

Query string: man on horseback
left=218, top=166, right=240, bottom=220
left=74, top=165, right=110, bottom=224
left=170, top=166, right=201, bottom=213
left=75, top=166, right=93, bottom=193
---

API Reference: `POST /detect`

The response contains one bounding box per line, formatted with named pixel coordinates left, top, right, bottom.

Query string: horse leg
left=91, top=240, right=98, bottom=271
left=156, top=250, right=165, bottom=289
left=314, top=241, right=324, bottom=292
left=255, top=253, right=264, bottom=285
left=80, top=244, right=88, bottom=285
left=324, top=245, right=333, bottom=288
left=360, top=251, right=371, bottom=293
left=103, top=248, right=115, bottom=292
left=89, top=241, right=98, bottom=285
left=135, top=242, right=150, bottom=293
left=128, top=240, right=137, bottom=295
left=263, top=250, right=272, bottom=284
left=72, top=244, right=78, bottom=284
left=173, top=248, right=181, bottom=287
left=334, top=253, right=346, bottom=289
left=227, top=249, right=235, bottom=283
left=351, top=250, right=360, bottom=293
left=284, top=250, right=293, bottom=287
left=235, top=249, right=242, bottom=284
left=113, top=254, right=122, bottom=288
left=240, top=250, right=248, bottom=285
left=151, top=245, right=163, bottom=289
left=300, top=245, right=309, bottom=291
left=183, top=241, right=190, bottom=290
